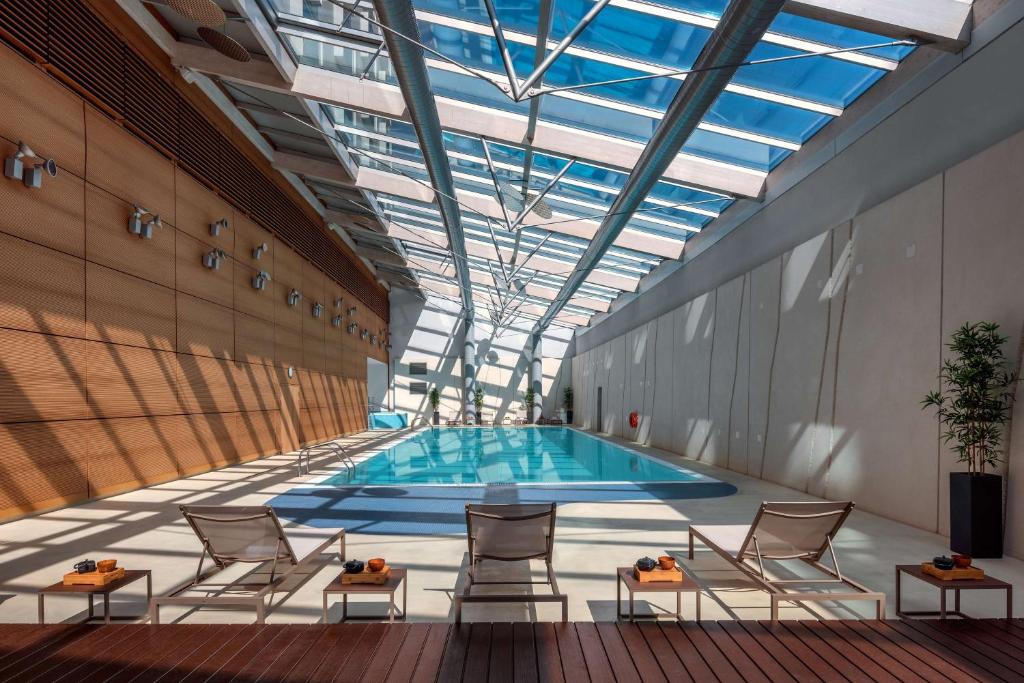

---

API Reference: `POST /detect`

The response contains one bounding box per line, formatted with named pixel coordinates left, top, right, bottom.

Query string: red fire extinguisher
left=629, top=411, right=639, bottom=429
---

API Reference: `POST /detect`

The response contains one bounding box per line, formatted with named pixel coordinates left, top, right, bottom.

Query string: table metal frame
left=895, top=564, right=1012, bottom=620
left=616, top=567, right=701, bottom=622
left=323, top=568, right=407, bottom=623
left=38, top=569, right=152, bottom=624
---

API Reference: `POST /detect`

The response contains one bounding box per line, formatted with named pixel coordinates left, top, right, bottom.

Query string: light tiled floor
left=1, top=428, right=1021, bottom=624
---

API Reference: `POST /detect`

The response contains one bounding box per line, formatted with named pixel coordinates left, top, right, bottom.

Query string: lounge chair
left=455, top=503, right=567, bottom=623
left=150, top=505, right=345, bottom=624
left=445, top=412, right=461, bottom=426
left=479, top=413, right=493, bottom=426
left=688, top=501, right=884, bottom=621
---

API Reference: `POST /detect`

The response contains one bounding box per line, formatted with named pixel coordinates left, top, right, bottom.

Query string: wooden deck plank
left=839, top=620, right=958, bottom=683
left=718, top=620, right=806, bottom=683
left=739, top=622, right=834, bottom=683
left=0, top=620, right=1020, bottom=683
left=463, top=623, right=492, bottom=682
left=777, top=621, right=877, bottom=683
left=575, top=623, right=615, bottom=683
left=513, top=620, right=539, bottom=683
left=614, top=622, right=666, bottom=682
left=634, top=622, right=692, bottom=683
left=362, top=623, right=411, bottom=683
left=819, top=620, right=928, bottom=682
left=552, top=623, right=587, bottom=683
left=408, top=624, right=450, bottom=683
left=699, top=621, right=775, bottom=683
left=381, top=623, right=429, bottom=683
left=334, top=623, right=389, bottom=683
left=436, top=623, right=471, bottom=683
left=861, top=621, right=981, bottom=683
left=256, top=625, right=327, bottom=682
left=488, top=622, right=514, bottom=683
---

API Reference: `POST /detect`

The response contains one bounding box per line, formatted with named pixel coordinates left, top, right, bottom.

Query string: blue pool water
left=322, top=427, right=706, bottom=486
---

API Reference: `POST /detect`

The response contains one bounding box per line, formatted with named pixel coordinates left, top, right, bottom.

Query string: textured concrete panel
left=673, top=292, right=715, bottom=461
left=728, top=274, right=751, bottom=474
left=831, top=174, right=943, bottom=530
left=606, top=336, right=626, bottom=436
left=638, top=320, right=658, bottom=445
left=762, top=233, right=832, bottom=491
left=747, top=258, right=782, bottom=478
left=707, top=276, right=744, bottom=469
left=649, top=311, right=676, bottom=450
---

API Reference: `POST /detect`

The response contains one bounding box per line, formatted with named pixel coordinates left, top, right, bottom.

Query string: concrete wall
left=571, top=126, right=1024, bottom=552
left=388, top=289, right=574, bottom=424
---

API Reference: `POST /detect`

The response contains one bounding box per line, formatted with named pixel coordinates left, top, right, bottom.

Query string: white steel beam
left=784, top=0, right=973, bottom=52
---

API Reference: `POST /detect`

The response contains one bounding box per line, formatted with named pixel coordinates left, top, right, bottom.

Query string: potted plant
left=923, top=321, right=1017, bottom=558
left=473, top=386, right=484, bottom=425
left=524, top=386, right=536, bottom=424
left=428, top=386, right=440, bottom=426
left=563, top=386, right=574, bottom=424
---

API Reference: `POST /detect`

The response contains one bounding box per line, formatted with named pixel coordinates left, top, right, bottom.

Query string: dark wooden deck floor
left=1, top=620, right=1023, bottom=682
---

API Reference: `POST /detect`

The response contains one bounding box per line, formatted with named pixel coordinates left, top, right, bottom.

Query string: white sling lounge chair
left=455, top=503, right=567, bottom=623
left=150, top=505, right=345, bottom=624
left=688, top=501, right=884, bottom=621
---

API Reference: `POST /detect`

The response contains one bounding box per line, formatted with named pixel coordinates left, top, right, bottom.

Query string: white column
left=463, top=317, right=476, bottom=422
left=530, top=332, right=543, bottom=424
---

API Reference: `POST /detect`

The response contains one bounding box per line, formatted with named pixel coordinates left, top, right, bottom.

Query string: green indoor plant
left=428, top=386, right=441, bottom=426
left=524, top=386, right=536, bottom=424
left=473, top=386, right=484, bottom=425
left=563, top=386, right=574, bottom=424
left=923, top=321, right=1017, bottom=557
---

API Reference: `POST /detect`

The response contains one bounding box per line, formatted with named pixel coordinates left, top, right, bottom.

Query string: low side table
left=323, top=568, right=407, bottom=623
left=38, top=569, right=152, bottom=624
left=616, top=567, right=701, bottom=622
left=895, top=564, right=1012, bottom=619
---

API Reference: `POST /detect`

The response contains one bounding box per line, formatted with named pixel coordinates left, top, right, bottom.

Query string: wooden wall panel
left=234, top=261, right=274, bottom=322
left=235, top=311, right=275, bottom=366
left=86, top=262, right=175, bottom=350
left=85, top=109, right=175, bottom=223
left=177, top=413, right=237, bottom=475
left=85, top=184, right=175, bottom=288
left=0, top=328, right=88, bottom=423
left=0, top=421, right=90, bottom=519
left=86, top=415, right=183, bottom=496
left=177, top=292, right=233, bottom=359
left=0, top=139, right=85, bottom=257
left=0, top=50, right=87, bottom=176
left=234, top=214, right=272, bottom=269
left=232, top=361, right=279, bottom=412
left=175, top=168, right=234, bottom=253
left=233, top=410, right=281, bottom=461
left=176, top=353, right=238, bottom=414
left=86, top=341, right=179, bottom=418
left=0, top=232, right=85, bottom=338
left=176, top=230, right=233, bottom=309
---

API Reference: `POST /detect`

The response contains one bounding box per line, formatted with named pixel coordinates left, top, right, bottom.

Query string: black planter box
left=432, top=411, right=439, bottom=426
left=949, top=472, right=1003, bottom=558
left=566, top=410, right=574, bottom=424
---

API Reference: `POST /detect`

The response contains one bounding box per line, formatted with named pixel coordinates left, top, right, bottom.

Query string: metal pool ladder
left=297, top=441, right=355, bottom=476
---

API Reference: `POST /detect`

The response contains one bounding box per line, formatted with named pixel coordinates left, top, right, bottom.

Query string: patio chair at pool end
left=455, top=503, right=568, bottom=623
left=446, top=411, right=461, bottom=426
left=688, top=501, right=885, bottom=621
left=150, top=505, right=345, bottom=625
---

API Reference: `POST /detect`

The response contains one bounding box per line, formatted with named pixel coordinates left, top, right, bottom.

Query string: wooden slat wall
left=0, top=42, right=388, bottom=522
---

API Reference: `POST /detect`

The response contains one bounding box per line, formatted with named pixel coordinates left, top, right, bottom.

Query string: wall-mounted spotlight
left=331, top=315, right=342, bottom=328
left=4, top=142, right=57, bottom=189
left=128, top=204, right=162, bottom=239
left=202, top=248, right=227, bottom=270
left=334, top=298, right=343, bottom=309
left=370, top=334, right=378, bottom=345
left=346, top=322, right=358, bottom=334
left=209, top=218, right=229, bottom=237
left=360, top=329, right=369, bottom=341
left=252, top=270, right=271, bottom=291
left=252, top=242, right=268, bottom=260
left=287, top=288, right=302, bottom=307
left=347, top=306, right=357, bottom=317
left=312, top=302, right=323, bottom=318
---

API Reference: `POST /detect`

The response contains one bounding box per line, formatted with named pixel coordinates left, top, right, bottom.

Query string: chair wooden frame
left=150, top=505, right=345, bottom=624
left=455, top=503, right=568, bottom=623
left=688, top=501, right=885, bottom=621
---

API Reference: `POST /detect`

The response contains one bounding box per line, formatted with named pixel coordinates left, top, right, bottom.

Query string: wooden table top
left=617, top=566, right=700, bottom=592
left=324, top=568, right=407, bottom=594
left=896, top=563, right=1011, bottom=589
left=38, top=569, right=151, bottom=595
